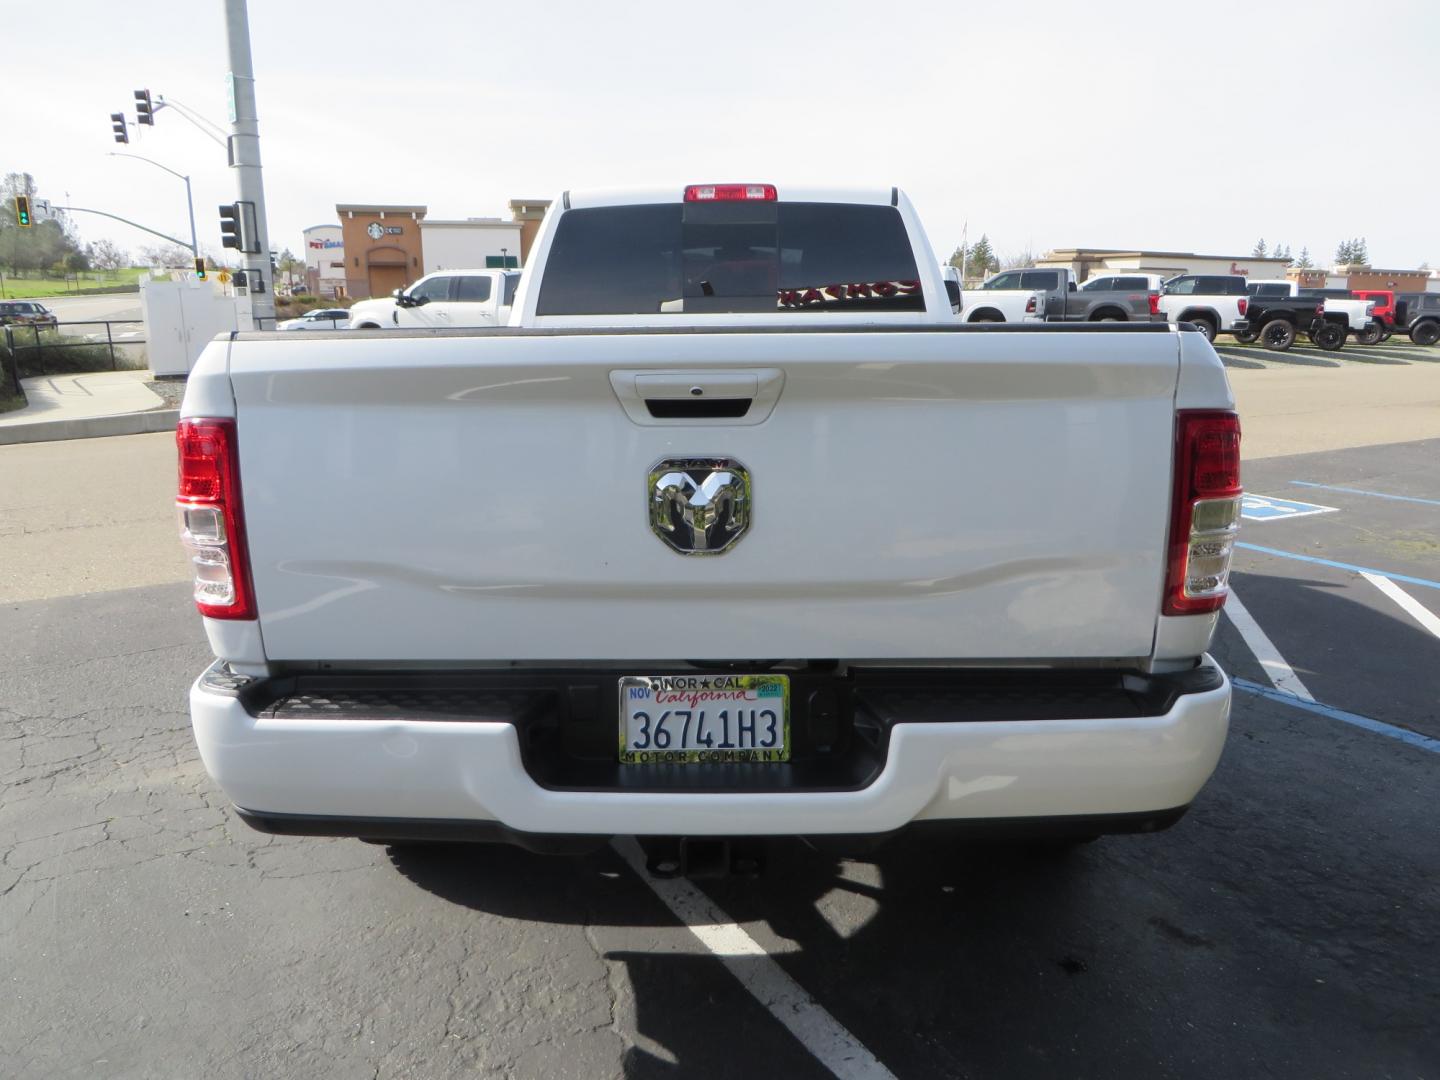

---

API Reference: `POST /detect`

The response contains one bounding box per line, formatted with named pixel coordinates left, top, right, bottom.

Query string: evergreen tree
left=1251, top=238, right=1267, bottom=257
left=948, top=234, right=998, bottom=276
left=1293, top=246, right=1314, bottom=269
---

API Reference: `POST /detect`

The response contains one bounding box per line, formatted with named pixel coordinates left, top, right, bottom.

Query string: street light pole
left=223, top=0, right=275, bottom=330
left=106, top=152, right=198, bottom=261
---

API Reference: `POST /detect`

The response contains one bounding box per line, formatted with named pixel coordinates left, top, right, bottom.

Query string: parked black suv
left=1395, top=293, right=1440, bottom=347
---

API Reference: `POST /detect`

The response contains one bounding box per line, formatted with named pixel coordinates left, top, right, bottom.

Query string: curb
left=0, top=408, right=179, bottom=446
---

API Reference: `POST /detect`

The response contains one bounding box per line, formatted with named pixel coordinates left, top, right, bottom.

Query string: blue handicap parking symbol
left=1240, top=494, right=1339, bottom=522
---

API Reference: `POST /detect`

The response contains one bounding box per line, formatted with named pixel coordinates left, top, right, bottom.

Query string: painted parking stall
left=1240, top=493, right=1338, bottom=522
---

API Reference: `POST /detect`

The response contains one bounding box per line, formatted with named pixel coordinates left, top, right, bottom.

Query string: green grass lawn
left=0, top=268, right=147, bottom=299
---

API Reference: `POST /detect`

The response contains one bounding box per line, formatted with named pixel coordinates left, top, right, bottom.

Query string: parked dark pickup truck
left=976, top=268, right=1161, bottom=322
left=1239, top=291, right=1332, bottom=351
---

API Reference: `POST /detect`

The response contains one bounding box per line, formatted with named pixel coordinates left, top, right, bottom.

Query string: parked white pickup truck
left=1157, top=275, right=1251, bottom=343
left=957, top=280, right=1046, bottom=323
left=179, top=183, right=1237, bottom=867
left=346, top=268, right=520, bottom=329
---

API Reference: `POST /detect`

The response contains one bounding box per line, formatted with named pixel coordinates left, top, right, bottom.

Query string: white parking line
left=1360, top=573, right=1440, bottom=639
left=1224, top=589, right=1315, bottom=700
left=611, top=837, right=897, bottom=1080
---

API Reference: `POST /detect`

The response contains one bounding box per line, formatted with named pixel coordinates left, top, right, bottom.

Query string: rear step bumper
left=190, top=659, right=1230, bottom=838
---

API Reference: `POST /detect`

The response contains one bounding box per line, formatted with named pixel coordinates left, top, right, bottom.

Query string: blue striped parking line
left=1288, top=481, right=1440, bottom=508
left=1233, top=678, right=1440, bottom=755
left=1234, top=542, right=1440, bottom=592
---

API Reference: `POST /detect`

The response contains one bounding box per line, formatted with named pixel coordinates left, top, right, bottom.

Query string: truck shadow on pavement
left=383, top=831, right=1235, bottom=1079
left=1216, top=345, right=1340, bottom=368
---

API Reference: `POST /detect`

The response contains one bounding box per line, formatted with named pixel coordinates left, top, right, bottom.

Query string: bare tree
left=140, top=243, right=195, bottom=268
left=88, top=239, right=129, bottom=273
left=998, top=246, right=1036, bottom=271
left=1, top=172, right=37, bottom=199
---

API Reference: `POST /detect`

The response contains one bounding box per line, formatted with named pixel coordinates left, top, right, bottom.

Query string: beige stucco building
left=337, top=205, right=427, bottom=300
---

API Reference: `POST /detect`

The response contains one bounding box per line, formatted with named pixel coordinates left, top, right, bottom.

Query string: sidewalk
left=0, top=370, right=178, bottom=445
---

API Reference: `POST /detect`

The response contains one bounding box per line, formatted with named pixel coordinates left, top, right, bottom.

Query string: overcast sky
left=6, top=0, right=1438, bottom=268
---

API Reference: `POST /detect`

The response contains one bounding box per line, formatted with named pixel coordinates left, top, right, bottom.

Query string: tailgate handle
left=645, top=397, right=752, bottom=419
left=636, top=372, right=757, bottom=420
left=611, top=368, right=784, bottom=426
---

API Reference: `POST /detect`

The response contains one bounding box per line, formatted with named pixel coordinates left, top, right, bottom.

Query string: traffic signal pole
left=223, top=0, right=275, bottom=329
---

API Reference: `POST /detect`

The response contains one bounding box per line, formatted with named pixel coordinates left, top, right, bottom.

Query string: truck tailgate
left=226, top=328, right=1179, bottom=662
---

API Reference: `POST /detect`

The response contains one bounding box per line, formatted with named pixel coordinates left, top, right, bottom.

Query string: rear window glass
left=1195, top=276, right=1247, bottom=295
left=536, top=202, right=923, bottom=315
left=455, top=276, right=492, bottom=302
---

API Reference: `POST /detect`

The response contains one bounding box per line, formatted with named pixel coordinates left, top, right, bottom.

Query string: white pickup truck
left=950, top=267, right=1047, bottom=323
left=179, top=183, right=1237, bottom=867
left=345, top=267, right=521, bottom=329
left=1157, top=275, right=1252, bottom=343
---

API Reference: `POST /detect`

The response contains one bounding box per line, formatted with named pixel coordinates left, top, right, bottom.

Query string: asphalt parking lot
left=2, top=359, right=1438, bottom=1077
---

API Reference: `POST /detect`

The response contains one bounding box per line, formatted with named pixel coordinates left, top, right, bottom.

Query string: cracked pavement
left=2, top=434, right=1438, bottom=1078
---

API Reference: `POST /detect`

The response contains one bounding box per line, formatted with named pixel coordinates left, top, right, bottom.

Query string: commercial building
left=509, top=199, right=551, bottom=264
left=333, top=200, right=553, bottom=298
left=1321, top=265, right=1436, bottom=293
left=336, top=205, right=427, bottom=299
left=1037, top=247, right=1294, bottom=283
left=301, top=224, right=346, bottom=298
left=420, top=218, right=523, bottom=274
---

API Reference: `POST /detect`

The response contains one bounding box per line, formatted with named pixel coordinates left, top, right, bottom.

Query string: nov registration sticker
left=618, top=674, right=790, bottom=765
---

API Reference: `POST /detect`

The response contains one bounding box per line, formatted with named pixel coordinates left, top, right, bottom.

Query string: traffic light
left=14, top=195, right=32, bottom=228
left=219, top=203, right=241, bottom=249
left=218, top=201, right=258, bottom=253
left=111, top=112, right=129, bottom=144
left=134, top=89, right=154, bottom=125
left=194, top=257, right=207, bottom=280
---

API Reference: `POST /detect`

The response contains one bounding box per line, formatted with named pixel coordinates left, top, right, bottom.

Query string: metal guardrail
left=0, top=319, right=147, bottom=380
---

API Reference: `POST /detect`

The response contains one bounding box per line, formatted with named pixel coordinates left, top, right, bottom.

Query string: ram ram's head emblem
left=648, top=458, right=751, bottom=555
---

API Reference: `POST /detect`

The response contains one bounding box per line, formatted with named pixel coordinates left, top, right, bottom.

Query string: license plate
left=618, top=674, right=790, bottom=764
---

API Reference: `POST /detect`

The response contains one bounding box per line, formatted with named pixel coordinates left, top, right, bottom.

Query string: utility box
left=141, top=277, right=254, bottom=376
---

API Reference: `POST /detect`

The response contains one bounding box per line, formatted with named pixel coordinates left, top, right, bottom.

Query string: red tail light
left=684, top=184, right=777, bottom=202
left=1164, top=411, right=1242, bottom=616
left=1148, top=292, right=1160, bottom=316
left=1237, top=297, right=1248, bottom=316
left=176, top=418, right=255, bottom=620
left=1025, top=295, right=1037, bottom=314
